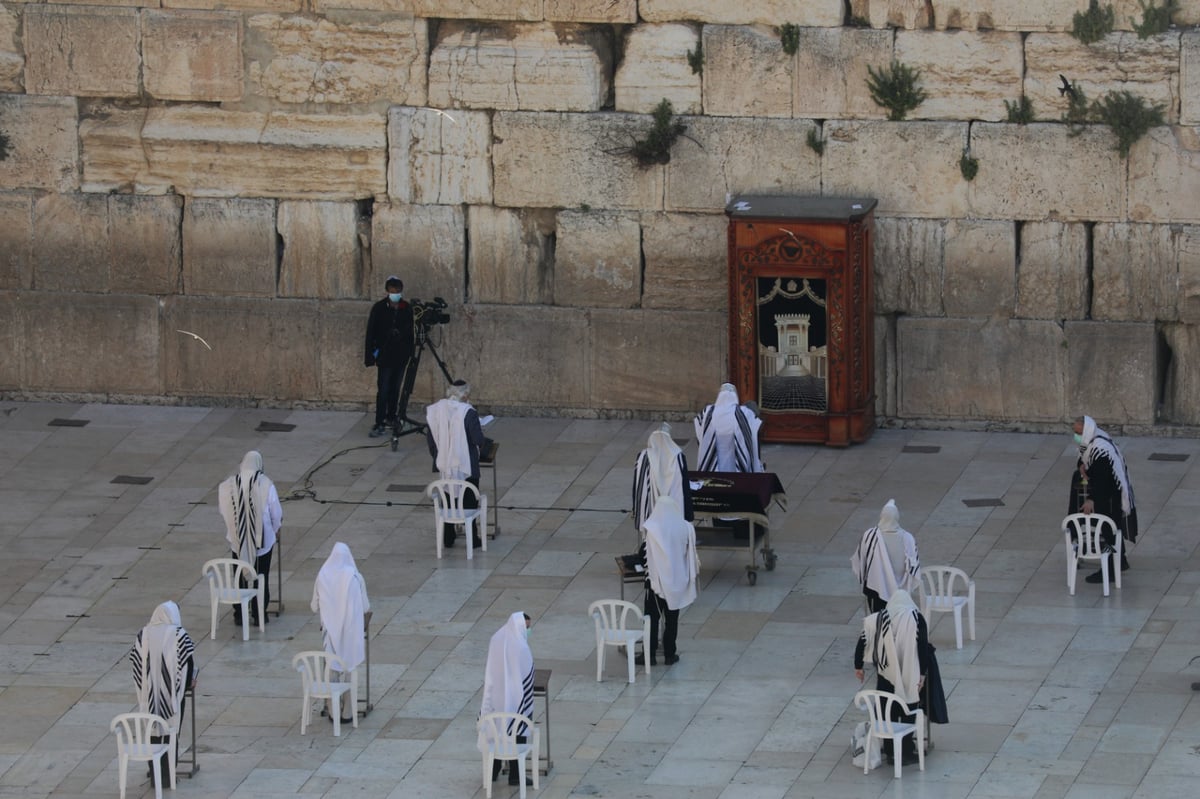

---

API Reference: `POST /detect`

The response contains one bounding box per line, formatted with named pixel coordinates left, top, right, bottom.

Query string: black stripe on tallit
left=696, top=407, right=718, bottom=471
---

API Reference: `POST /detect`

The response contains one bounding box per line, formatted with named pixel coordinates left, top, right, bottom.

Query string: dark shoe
left=1121, top=554, right=1131, bottom=571
left=1084, top=569, right=1105, bottom=584
left=900, top=750, right=920, bottom=766
left=664, top=654, right=680, bottom=665
left=369, top=424, right=386, bottom=438
left=508, top=775, right=534, bottom=786
left=634, top=653, right=657, bottom=666
left=471, top=536, right=484, bottom=549
left=443, top=537, right=455, bottom=548
left=340, top=715, right=353, bottom=724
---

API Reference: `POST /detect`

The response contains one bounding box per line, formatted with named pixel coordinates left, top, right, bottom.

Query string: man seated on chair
left=218, top=450, right=282, bottom=626
left=1069, top=415, right=1138, bottom=583
left=130, top=601, right=196, bottom=787
left=426, top=380, right=491, bottom=549
left=851, top=499, right=920, bottom=614
left=853, top=590, right=928, bottom=767
left=479, top=611, right=534, bottom=787
left=637, top=495, right=699, bottom=667
left=311, top=543, right=370, bottom=725
left=632, top=423, right=694, bottom=531
left=694, top=382, right=764, bottom=473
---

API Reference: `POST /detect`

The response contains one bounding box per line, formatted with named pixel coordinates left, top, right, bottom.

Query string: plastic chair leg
left=893, top=738, right=903, bottom=779
left=626, top=641, right=636, bottom=684
left=953, top=606, right=963, bottom=650
left=299, top=691, right=308, bottom=735
left=117, top=752, right=127, bottom=799
left=466, top=519, right=474, bottom=561
left=332, top=693, right=341, bottom=737
left=210, top=593, right=218, bottom=640
left=483, top=754, right=493, bottom=799
left=169, top=730, right=178, bottom=790
left=516, top=756, right=526, bottom=799
left=150, top=757, right=164, bottom=799
left=1101, top=557, right=1110, bottom=597
left=257, top=589, right=265, bottom=633
left=595, top=640, right=603, bottom=682
left=351, top=672, right=359, bottom=728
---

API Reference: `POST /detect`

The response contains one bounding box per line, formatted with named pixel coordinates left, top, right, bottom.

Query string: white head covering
left=646, top=430, right=684, bottom=500
left=862, top=589, right=922, bottom=705
left=219, top=450, right=271, bottom=561
left=447, top=381, right=471, bottom=401
left=312, top=543, right=367, bottom=672
left=642, top=496, right=700, bottom=611
left=878, top=499, right=900, bottom=533
left=132, top=601, right=192, bottom=726
left=426, top=398, right=473, bottom=480
left=479, top=612, right=534, bottom=751
left=1079, top=415, right=1136, bottom=516
left=695, top=383, right=763, bottom=472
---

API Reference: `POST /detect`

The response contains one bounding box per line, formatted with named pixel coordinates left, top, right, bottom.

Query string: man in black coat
left=364, top=276, right=415, bottom=437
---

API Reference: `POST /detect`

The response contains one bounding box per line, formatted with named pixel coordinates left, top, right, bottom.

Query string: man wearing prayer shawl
left=694, top=383, right=764, bottom=473
left=311, top=542, right=370, bottom=725
left=218, top=450, right=282, bottom=626
left=130, top=601, right=196, bottom=785
left=1070, top=415, right=1138, bottom=583
left=479, top=611, right=534, bottom=786
left=637, top=496, right=699, bottom=666
left=853, top=590, right=931, bottom=766
left=851, top=499, right=920, bottom=614
left=632, top=425, right=694, bottom=531
left=425, top=380, right=491, bottom=549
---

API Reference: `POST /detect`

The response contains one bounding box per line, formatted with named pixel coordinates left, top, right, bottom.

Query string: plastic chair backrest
left=203, top=558, right=257, bottom=592
left=920, top=565, right=970, bottom=606
left=427, top=478, right=480, bottom=513
left=855, top=689, right=908, bottom=736
left=1062, top=513, right=1117, bottom=559
left=477, top=711, right=532, bottom=758
left=293, top=650, right=348, bottom=688
left=589, top=599, right=643, bottom=638
left=110, top=712, right=170, bottom=750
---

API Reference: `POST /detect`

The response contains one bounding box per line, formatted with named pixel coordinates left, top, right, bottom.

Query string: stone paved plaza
left=2, top=400, right=1200, bottom=799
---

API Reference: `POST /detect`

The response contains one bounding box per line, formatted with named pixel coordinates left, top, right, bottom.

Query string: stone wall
left=2, top=0, right=1200, bottom=428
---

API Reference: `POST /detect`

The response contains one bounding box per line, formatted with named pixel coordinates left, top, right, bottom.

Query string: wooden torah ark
left=725, top=196, right=877, bottom=446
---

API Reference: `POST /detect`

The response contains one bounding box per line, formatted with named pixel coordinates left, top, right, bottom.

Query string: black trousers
left=491, top=734, right=528, bottom=783
left=645, top=586, right=678, bottom=660
left=374, top=365, right=404, bottom=426
left=231, top=547, right=272, bottom=624
left=875, top=675, right=918, bottom=758
left=442, top=477, right=479, bottom=546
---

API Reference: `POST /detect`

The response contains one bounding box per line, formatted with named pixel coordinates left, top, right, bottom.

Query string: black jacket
left=364, top=298, right=415, bottom=368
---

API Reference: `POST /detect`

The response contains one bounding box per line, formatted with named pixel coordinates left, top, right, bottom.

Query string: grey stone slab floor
left=2, top=400, right=1200, bottom=799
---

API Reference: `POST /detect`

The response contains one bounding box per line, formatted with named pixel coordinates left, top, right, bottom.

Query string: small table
left=479, top=441, right=501, bottom=538
left=689, top=471, right=787, bottom=585
left=269, top=532, right=284, bottom=618
left=614, top=555, right=645, bottom=602
left=533, top=668, right=552, bottom=775
left=359, top=611, right=374, bottom=717
left=178, top=684, right=198, bottom=778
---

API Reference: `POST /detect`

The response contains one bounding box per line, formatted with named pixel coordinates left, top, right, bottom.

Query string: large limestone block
left=1186, top=31, right=1200, bottom=126
left=640, top=0, right=844, bottom=26
left=388, top=107, right=492, bottom=205
left=370, top=203, right=465, bottom=305
left=136, top=106, right=387, bottom=199
left=32, top=193, right=109, bottom=293
left=616, top=23, right=701, bottom=115
left=1128, top=126, right=1200, bottom=224
left=641, top=212, right=727, bottom=311
left=874, top=216, right=945, bottom=317
left=897, top=317, right=1066, bottom=421
left=926, top=0, right=1081, bottom=31
left=546, top=0, right=636, bottom=23
left=317, top=300, right=374, bottom=402
left=0, top=94, right=79, bottom=192
left=1015, top=221, right=1088, bottom=320
left=849, top=0, right=932, bottom=29
left=0, top=5, right=21, bottom=92
left=22, top=293, right=161, bottom=394
left=553, top=210, right=641, bottom=308
left=245, top=14, right=427, bottom=108
left=1179, top=226, right=1200, bottom=323
left=874, top=314, right=896, bottom=418
left=277, top=201, right=364, bottom=299
left=590, top=308, right=726, bottom=410
left=1162, top=320, right=1200, bottom=423
left=410, top=0, right=541, bottom=20
left=1025, top=33, right=1180, bottom=125
left=428, top=22, right=610, bottom=112
left=824, top=121, right=968, bottom=218
left=942, top=219, right=1015, bottom=317
left=968, top=123, right=1124, bottom=221
left=1065, top=321, right=1157, bottom=424
left=0, top=293, right=15, bottom=388
left=164, top=296, right=320, bottom=399
left=108, top=194, right=184, bottom=295
left=895, top=31, right=1023, bottom=121
left=24, top=6, right=140, bottom=98
left=183, top=198, right=277, bottom=297
left=794, top=27, right=893, bottom=120
left=492, top=111, right=664, bottom=210
left=0, top=193, right=33, bottom=290
left=664, top=116, right=820, bottom=212
left=1092, top=222, right=1179, bottom=322
left=142, top=10, right=243, bottom=102
left=80, top=105, right=173, bottom=195
left=165, top=0, right=302, bottom=10
left=467, top=205, right=555, bottom=304
left=703, top=25, right=792, bottom=118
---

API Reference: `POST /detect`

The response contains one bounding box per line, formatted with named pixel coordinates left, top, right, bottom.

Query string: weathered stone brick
left=467, top=205, right=555, bottom=304
left=32, top=193, right=109, bottom=293
left=165, top=0, right=302, bottom=10
left=0, top=292, right=15, bottom=389
left=245, top=13, right=427, bottom=108
left=874, top=216, right=945, bottom=317
left=277, top=201, right=364, bottom=299
left=429, top=22, right=610, bottom=112
left=0, top=4, right=21, bottom=92
left=80, top=105, right=167, bottom=195
left=183, top=198, right=277, bottom=297
left=641, top=212, right=726, bottom=311
left=874, top=313, right=896, bottom=418
left=927, top=0, right=1078, bottom=31
left=1185, top=30, right=1200, bottom=126
left=1162, top=321, right=1200, bottom=424
left=1065, top=321, right=1157, bottom=424
left=0, top=193, right=33, bottom=291
left=1092, top=222, right=1179, bottom=322
left=410, top=0, right=541, bottom=20
left=1179, top=226, right=1200, bottom=323
left=142, top=10, right=243, bottom=102
left=0, top=94, right=79, bottom=193
left=317, top=300, right=374, bottom=402
left=943, top=219, right=1015, bottom=317
left=824, top=121, right=968, bottom=219
left=370, top=203, right=465, bottom=307
left=546, top=0, right=636, bottom=23
left=968, top=122, right=1125, bottom=221
left=492, top=111, right=664, bottom=211
left=640, top=0, right=843, bottom=26
left=1015, top=221, right=1088, bottom=320
left=1128, top=126, right=1200, bottom=224
left=553, top=210, right=641, bottom=308
left=895, top=30, right=1023, bottom=121
left=388, top=107, right=492, bottom=205
left=24, top=6, right=140, bottom=98
left=108, top=194, right=183, bottom=295
left=615, top=23, right=702, bottom=115
left=702, top=25, right=792, bottom=118
left=794, top=27, right=893, bottom=120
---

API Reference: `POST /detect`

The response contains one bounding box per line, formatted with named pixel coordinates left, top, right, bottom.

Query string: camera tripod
left=390, top=325, right=455, bottom=452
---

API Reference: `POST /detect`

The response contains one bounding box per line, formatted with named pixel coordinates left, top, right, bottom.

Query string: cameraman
left=364, top=276, right=415, bottom=437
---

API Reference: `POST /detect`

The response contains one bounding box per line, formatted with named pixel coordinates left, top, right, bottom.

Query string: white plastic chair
left=477, top=711, right=540, bottom=799
left=918, top=565, right=976, bottom=649
left=589, top=598, right=651, bottom=683
left=293, top=650, right=358, bottom=737
left=1062, top=513, right=1121, bottom=597
left=853, top=690, right=925, bottom=779
left=110, top=712, right=174, bottom=799
left=202, top=558, right=264, bottom=641
left=427, top=479, right=488, bottom=560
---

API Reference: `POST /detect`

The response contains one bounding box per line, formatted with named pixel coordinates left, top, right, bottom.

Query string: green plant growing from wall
left=806, top=127, right=825, bottom=156
left=1071, top=0, right=1115, bottom=44
left=866, top=61, right=927, bottom=121
left=1004, top=95, right=1035, bottom=124
left=959, top=149, right=979, bottom=181
left=776, top=23, right=800, bottom=56
left=1062, top=83, right=1091, bottom=135
left=1131, top=0, right=1177, bottom=38
left=1092, top=90, right=1165, bottom=157
left=628, top=99, right=688, bottom=167
left=687, top=40, right=704, bottom=75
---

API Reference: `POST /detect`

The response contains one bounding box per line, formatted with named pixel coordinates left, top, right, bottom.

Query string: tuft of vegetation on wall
left=1071, top=0, right=1115, bottom=44
left=866, top=61, right=927, bottom=121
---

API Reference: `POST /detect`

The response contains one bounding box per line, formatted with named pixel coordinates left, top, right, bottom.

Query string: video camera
left=413, top=297, right=451, bottom=327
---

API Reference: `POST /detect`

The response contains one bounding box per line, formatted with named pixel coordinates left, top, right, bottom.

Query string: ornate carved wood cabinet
left=725, top=196, right=877, bottom=446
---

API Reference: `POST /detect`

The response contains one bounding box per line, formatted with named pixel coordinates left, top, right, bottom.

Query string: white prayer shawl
left=695, top=384, right=763, bottom=472
left=131, top=601, right=194, bottom=728
left=311, top=543, right=369, bottom=672
left=1080, top=415, right=1136, bottom=516
left=641, top=496, right=700, bottom=611
left=479, top=612, right=535, bottom=751
left=218, top=450, right=281, bottom=561
left=632, top=430, right=687, bottom=530
left=426, top=398, right=473, bottom=480
left=861, top=590, right=922, bottom=706
left=850, top=500, right=919, bottom=601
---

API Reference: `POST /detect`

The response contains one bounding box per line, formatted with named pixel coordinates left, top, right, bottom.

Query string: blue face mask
left=388, top=292, right=403, bottom=303
left=1073, top=433, right=1084, bottom=445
